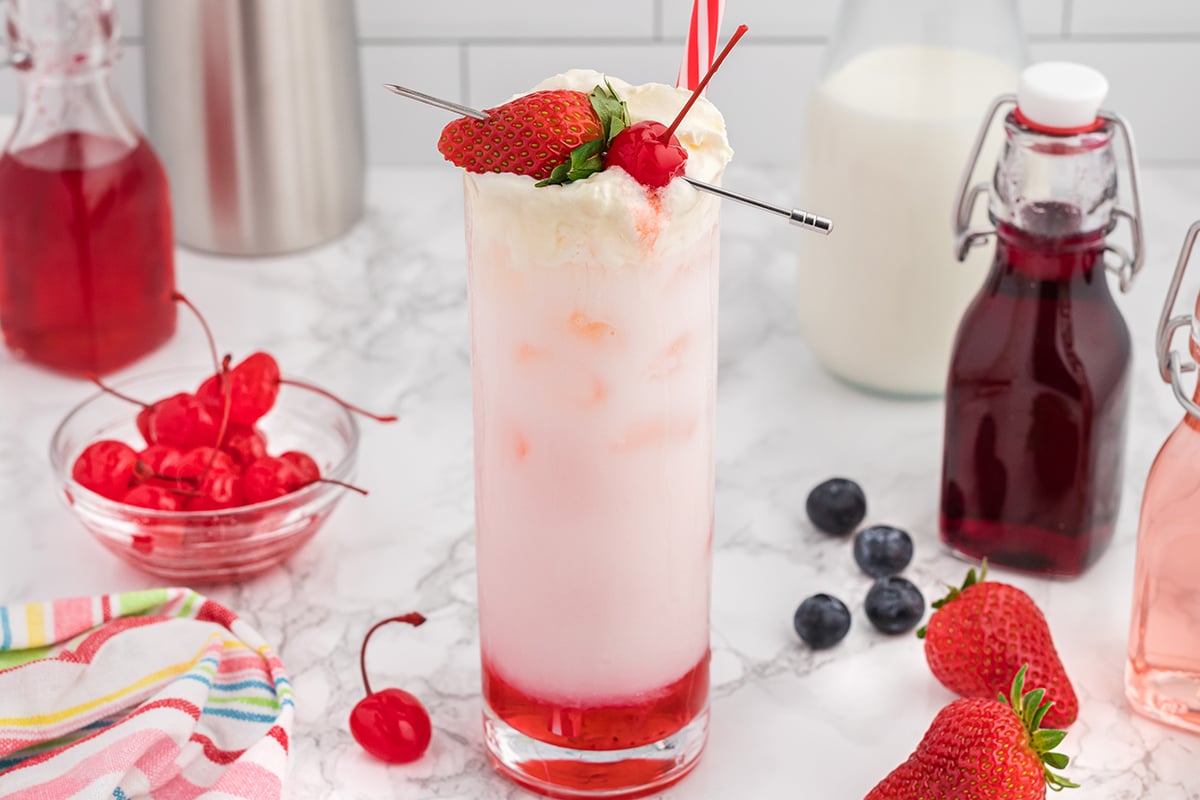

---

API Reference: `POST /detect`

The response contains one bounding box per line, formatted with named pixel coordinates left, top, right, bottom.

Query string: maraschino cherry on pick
left=350, top=613, right=433, bottom=764
left=605, top=23, right=749, bottom=188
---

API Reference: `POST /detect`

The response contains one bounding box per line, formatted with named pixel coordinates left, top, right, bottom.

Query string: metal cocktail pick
left=3, top=50, right=29, bottom=69
left=384, top=83, right=834, bottom=235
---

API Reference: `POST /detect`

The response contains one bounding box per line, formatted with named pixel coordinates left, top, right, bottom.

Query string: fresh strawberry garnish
left=866, top=666, right=1077, bottom=799
left=918, top=563, right=1079, bottom=728
left=438, top=90, right=604, bottom=182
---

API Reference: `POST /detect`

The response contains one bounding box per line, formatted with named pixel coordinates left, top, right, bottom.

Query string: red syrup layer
left=484, top=653, right=710, bottom=751
left=0, top=131, right=176, bottom=375
left=496, top=756, right=700, bottom=800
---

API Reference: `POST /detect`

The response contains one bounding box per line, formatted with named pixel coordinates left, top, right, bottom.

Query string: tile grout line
left=359, top=35, right=828, bottom=46
left=1062, top=0, right=1073, bottom=39
left=353, top=33, right=1200, bottom=46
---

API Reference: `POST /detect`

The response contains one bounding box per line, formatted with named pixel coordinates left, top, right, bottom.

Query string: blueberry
left=793, top=593, right=852, bottom=649
left=864, top=577, right=925, bottom=635
left=805, top=478, right=866, bottom=536
left=853, top=525, right=914, bottom=577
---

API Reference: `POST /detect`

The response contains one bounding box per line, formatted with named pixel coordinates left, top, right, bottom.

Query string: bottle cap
left=1016, top=62, right=1109, bottom=133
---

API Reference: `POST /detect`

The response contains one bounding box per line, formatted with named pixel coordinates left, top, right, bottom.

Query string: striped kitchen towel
left=0, top=588, right=293, bottom=799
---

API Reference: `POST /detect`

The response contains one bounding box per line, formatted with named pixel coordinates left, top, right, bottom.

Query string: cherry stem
left=172, top=291, right=222, bottom=378
left=360, top=613, right=427, bottom=696
left=134, top=461, right=194, bottom=485
left=316, top=478, right=369, bottom=496
left=87, top=373, right=150, bottom=410
left=663, top=24, right=749, bottom=142
left=200, top=354, right=235, bottom=487
left=133, top=461, right=200, bottom=497
left=277, top=378, right=398, bottom=423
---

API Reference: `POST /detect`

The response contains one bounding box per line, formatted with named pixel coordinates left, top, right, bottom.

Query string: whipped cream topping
left=465, top=69, right=734, bottom=268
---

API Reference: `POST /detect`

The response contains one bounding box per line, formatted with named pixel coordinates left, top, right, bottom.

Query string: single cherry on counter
left=350, top=612, right=433, bottom=764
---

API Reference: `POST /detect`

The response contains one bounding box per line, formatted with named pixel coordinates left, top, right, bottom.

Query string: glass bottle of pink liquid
left=0, top=0, right=176, bottom=376
left=1126, top=221, right=1200, bottom=734
left=940, top=63, right=1145, bottom=576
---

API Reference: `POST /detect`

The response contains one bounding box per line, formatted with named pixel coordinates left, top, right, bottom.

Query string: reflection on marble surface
left=2, top=165, right=1200, bottom=799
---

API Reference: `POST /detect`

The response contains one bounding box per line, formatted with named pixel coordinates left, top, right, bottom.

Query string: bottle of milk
left=798, top=0, right=1024, bottom=396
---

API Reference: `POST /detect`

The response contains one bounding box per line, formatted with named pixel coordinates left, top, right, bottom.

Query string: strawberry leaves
left=536, top=80, right=629, bottom=187
left=535, top=138, right=604, bottom=187
left=590, top=80, right=630, bottom=143
left=1001, top=665, right=1079, bottom=792
left=917, top=560, right=989, bottom=638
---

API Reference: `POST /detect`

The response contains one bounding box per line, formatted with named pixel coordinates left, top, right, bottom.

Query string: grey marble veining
left=2, top=164, right=1200, bottom=798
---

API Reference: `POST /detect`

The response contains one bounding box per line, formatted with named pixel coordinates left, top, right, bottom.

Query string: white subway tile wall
left=2, top=1, right=1197, bottom=166
left=1071, top=0, right=1200, bottom=36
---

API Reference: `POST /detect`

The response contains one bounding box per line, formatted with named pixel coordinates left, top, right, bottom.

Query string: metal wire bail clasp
left=952, top=101, right=1147, bottom=293
left=1155, top=221, right=1200, bottom=418
left=952, top=95, right=1016, bottom=262
left=1099, top=110, right=1146, bottom=293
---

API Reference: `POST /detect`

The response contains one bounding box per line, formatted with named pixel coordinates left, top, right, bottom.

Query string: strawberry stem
left=277, top=378, right=398, bottom=423
left=1003, top=665, right=1079, bottom=791
left=86, top=373, right=150, bottom=409
left=359, top=613, right=427, bottom=696
left=663, top=24, right=749, bottom=142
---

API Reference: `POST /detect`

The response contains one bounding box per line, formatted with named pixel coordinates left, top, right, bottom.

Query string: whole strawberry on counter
left=866, top=666, right=1077, bottom=799
left=918, top=563, right=1078, bottom=728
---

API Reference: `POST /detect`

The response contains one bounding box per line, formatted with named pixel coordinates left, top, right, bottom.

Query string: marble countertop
left=3, top=164, right=1200, bottom=799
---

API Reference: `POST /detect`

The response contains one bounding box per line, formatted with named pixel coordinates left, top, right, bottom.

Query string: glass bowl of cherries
left=48, top=295, right=392, bottom=582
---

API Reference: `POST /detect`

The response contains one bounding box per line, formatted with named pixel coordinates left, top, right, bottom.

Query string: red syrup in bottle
left=940, top=63, right=1145, bottom=577
left=0, top=131, right=176, bottom=375
left=940, top=211, right=1130, bottom=576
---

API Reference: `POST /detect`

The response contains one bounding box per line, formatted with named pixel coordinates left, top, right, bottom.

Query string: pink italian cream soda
left=441, top=68, right=732, bottom=797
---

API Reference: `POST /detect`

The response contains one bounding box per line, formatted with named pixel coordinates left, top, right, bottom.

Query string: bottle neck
left=5, top=0, right=137, bottom=156
left=827, top=0, right=1024, bottom=75
left=989, top=113, right=1118, bottom=243
left=994, top=221, right=1106, bottom=281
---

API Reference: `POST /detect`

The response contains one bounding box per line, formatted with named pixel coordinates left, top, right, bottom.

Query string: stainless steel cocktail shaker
left=144, top=0, right=365, bottom=256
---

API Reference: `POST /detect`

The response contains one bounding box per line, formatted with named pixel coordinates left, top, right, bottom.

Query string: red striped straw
left=677, top=0, right=726, bottom=93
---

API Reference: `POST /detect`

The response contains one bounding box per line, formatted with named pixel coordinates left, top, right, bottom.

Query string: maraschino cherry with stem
left=198, top=351, right=399, bottom=426
left=76, top=292, right=395, bottom=512
left=350, top=613, right=433, bottom=764
left=242, top=455, right=368, bottom=504
left=86, top=373, right=221, bottom=451
left=605, top=24, right=749, bottom=188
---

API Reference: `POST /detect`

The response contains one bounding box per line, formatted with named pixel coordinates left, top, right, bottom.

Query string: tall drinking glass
left=466, top=72, right=727, bottom=800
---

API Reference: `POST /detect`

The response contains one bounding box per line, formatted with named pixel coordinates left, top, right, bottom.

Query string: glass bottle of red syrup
left=0, top=0, right=176, bottom=376
left=940, top=62, right=1145, bottom=576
